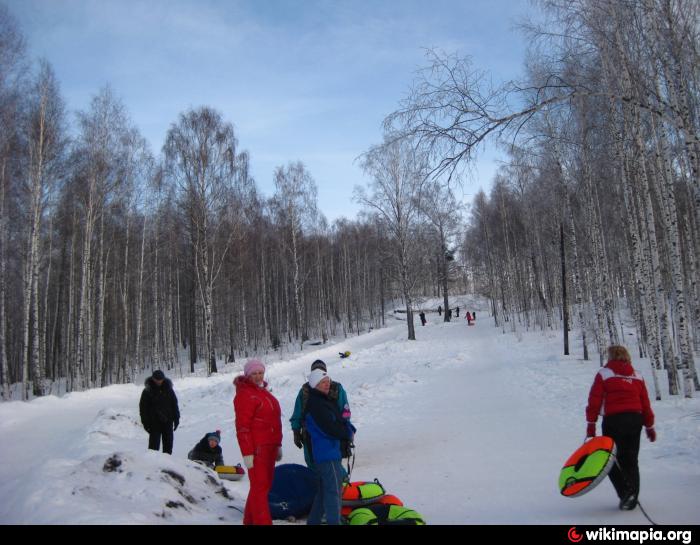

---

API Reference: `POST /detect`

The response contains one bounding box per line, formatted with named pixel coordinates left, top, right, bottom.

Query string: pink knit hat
left=244, top=359, right=265, bottom=377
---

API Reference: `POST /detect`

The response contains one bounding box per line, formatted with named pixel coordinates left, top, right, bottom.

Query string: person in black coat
left=419, top=311, right=426, bottom=326
left=139, top=369, right=180, bottom=454
left=188, top=430, right=224, bottom=468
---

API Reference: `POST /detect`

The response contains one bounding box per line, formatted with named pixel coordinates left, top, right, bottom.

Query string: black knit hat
left=310, top=359, right=327, bottom=372
left=152, top=370, right=165, bottom=380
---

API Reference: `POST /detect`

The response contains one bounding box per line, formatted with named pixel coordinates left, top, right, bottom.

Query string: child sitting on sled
left=188, top=430, right=224, bottom=469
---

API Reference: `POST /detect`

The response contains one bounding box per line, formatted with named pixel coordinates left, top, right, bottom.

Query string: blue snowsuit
left=290, top=381, right=350, bottom=469
left=304, top=388, right=355, bottom=525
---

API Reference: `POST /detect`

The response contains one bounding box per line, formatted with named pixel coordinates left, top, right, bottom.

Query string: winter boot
left=619, top=494, right=638, bottom=511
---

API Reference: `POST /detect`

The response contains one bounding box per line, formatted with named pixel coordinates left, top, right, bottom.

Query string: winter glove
left=340, top=440, right=353, bottom=459
left=645, top=427, right=656, bottom=442
left=293, top=429, right=304, bottom=449
left=243, top=455, right=254, bottom=469
left=586, top=422, right=596, bottom=438
left=173, top=419, right=179, bottom=431
left=276, top=447, right=283, bottom=462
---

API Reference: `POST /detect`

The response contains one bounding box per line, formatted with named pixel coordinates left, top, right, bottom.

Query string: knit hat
left=308, top=369, right=329, bottom=389
left=152, top=370, right=165, bottom=381
left=206, top=430, right=221, bottom=444
left=244, top=359, right=265, bottom=377
left=310, top=359, right=327, bottom=372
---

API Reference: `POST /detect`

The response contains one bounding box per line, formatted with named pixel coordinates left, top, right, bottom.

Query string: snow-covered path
left=1, top=305, right=698, bottom=524
left=359, top=317, right=699, bottom=525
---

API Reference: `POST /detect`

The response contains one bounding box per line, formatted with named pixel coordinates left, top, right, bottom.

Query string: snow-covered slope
left=1, top=298, right=698, bottom=524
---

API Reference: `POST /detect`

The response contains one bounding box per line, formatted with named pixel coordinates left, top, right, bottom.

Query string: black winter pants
left=602, top=412, right=643, bottom=499
left=148, top=422, right=174, bottom=455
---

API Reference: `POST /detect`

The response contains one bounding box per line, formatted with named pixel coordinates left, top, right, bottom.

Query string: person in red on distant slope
left=585, top=345, right=656, bottom=512
left=233, top=359, right=283, bottom=525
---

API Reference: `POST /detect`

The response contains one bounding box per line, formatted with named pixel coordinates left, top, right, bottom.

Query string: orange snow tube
left=559, top=436, right=617, bottom=497
left=342, top=480, right=386, bottom=507
left=341, top=493, right=403, bottom=517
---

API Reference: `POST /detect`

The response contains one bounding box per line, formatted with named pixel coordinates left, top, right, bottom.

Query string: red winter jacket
left=233, top=376, right=283, bottom=457
left=586, top=360, right=655, bottom=428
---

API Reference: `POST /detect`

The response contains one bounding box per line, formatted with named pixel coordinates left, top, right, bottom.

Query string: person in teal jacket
left=304, top=369, right=355, bottom=525
left=290, top=359, right=351, bottom=470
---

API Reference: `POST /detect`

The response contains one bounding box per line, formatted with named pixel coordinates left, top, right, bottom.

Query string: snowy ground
left=1, top=296, right=698, bottom=524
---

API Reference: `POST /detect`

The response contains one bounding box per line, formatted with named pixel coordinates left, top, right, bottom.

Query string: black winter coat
left=139, top=377, right=180, bottom=430
left=305, top=388, right=350, bottom=440
left=304, top=388, right=354, bottom=463
left=188, top=435, right=224, bottom=468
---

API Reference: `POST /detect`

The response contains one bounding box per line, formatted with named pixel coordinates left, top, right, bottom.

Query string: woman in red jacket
left=586, top=345, right=656, bottom=511
left=234, top=359, right=283, bottom=525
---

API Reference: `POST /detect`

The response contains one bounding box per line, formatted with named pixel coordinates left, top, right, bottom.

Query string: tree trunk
left=75, top=202, right=93, bottom=391
left=619, top=145, right=662, bottom=400
left=120, top=214, right=130, bottom=383
left=399, top=237, right=416, bottom=341
left=135, top=215, right=147, bottom=377
left=291, top=220, right=305, bottom=349
left=632, top=113, right=681, bottom=395
left=652, top=115, right=696, bottom=396
left=0, top=158, right=8, bottom=399
left=561, top=223, right=569, bottom=356
left=95, top=213, right=106, bottom=387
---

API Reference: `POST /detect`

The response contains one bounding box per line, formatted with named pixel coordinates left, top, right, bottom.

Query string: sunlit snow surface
left=1, top=297, right=698, bottom=524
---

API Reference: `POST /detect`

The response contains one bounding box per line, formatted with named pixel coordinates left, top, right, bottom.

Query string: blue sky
left=8, top=0, right=534, bottom=221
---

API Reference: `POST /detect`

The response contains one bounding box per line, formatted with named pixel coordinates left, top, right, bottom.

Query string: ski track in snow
left=1, top=296, right=698, bottom=524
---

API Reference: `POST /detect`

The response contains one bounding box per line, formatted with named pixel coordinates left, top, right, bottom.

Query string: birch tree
left=73, top=87, right=134, bottom=389
left=164, top=106, right=240, bottom=375
left=419, top=180, right=463, bottom=322
left=0, top=5, right=27, bottom=399
left=20, top=61, right=65, bottom=398
left=270, top=161, right=318, bottom=348
left=383, top=1, right=698, bottom=393
left=357, top=137, right=429, bottom=341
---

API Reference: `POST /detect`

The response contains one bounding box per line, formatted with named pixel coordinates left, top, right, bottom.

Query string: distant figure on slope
left=188, top=430, right=224, bottom=469
left=233, top=359, right=283, bottom=525
left=290, top=360, right=351, bottom=472
left=447, top=308, right=452, bottom=321
left=419, top=311, right=427, bottom=326
left=304, top=368, right=356, bottom=525
left=437, top=305, right=442, bottom=316
left=585, top=345, right=656, bottom=511
left=139, top=369, right=180, bottom=455
left=466, top=311, right=473, bottom=326
left=455, top=306, right=460, bottom=317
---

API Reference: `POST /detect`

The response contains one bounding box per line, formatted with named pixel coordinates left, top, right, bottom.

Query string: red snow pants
left=243, top=444, right=278, bottom=525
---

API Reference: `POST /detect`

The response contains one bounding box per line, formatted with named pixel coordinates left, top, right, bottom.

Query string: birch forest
left=1, top=0, right=699, bottom=401
left=385, top=0, right=700, bottom=399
